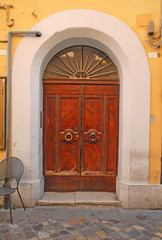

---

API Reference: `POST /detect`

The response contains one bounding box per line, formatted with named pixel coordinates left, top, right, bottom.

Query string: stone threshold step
left=37, top=192, right=120, bottom=207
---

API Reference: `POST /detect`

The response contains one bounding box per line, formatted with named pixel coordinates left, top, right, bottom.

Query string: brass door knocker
left=89, top=131, right=97, bottom=142
left=65, top=132, right=73, bottom=142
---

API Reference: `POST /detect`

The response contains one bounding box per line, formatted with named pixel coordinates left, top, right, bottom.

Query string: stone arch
left=12, top=10, right=150, bottom=207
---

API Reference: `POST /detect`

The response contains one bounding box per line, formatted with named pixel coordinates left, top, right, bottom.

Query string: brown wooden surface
left=43, top=95, right=56, bottom=174
left=81, top=176, right=116, bottom=191
left=43, top=83, right=119, bottom=192
left=43, top=77, right=120, bottom=85
left=58, top=93, right=81, bottom=175
left=45, top=175, right=80, bottom=192
left=0, top=77, right=6, bottom=149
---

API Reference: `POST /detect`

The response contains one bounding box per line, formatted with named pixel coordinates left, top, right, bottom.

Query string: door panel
left=59, top=97, right=80, bottom=131
left=58, top=96, right=81, bottom=174
left=81, top=176, right=116, bottom=191
left=82, top=96, right=104, bottom=175
left=83, top=97, right=104, bottom=132
left=59, top=141, right=80, bottom=172
left=106, top=97, right=119, bottom=174
left=43, top=83, right=119, bottom=192
left=80, top=85, right=119, bottom=191
left=83, top=84, right=119, bottom=96
left=45, top=175, right=80, bottom=192
left=43, top=95, right=56, bottom=174
left=83, top=141, right=103, bottom=173
left=44, top=85, right=81, bottom=191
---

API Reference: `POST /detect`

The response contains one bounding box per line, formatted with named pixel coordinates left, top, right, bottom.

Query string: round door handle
left=65, top=132, right=73, bottom=142
left=89, top=131, right=97, bottom=142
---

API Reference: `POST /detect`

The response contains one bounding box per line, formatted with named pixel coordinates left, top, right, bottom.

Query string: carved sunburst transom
left=43, top=45, right=119, bottom=79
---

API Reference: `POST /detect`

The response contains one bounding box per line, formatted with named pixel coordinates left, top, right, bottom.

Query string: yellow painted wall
left=0, top=0, right=161, bottom=183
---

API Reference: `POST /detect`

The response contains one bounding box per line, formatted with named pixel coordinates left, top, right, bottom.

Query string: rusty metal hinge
left=0, top=131, right=3, bottom=139
left=0, top=85, right=4, bottom=94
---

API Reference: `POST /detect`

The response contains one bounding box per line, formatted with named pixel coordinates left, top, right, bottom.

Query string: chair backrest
left=0, top=157, right=24, bottom=184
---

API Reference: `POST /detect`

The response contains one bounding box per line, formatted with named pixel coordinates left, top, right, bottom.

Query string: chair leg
left=8, top=195, right=13, bottom=225
left=17, top=188, right=26, bottom=211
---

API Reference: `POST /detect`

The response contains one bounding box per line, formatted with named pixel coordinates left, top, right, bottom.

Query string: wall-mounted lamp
left=148, top=21, right=155, bottom=36
left=148, top=20, right=162, bottom=48
left=148, top=1, right=162, bottom=48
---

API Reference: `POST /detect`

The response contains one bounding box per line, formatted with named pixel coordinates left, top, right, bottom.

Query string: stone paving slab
left=0, top=206, right=161, bottom=239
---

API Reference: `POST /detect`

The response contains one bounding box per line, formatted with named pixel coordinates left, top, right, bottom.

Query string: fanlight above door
left=43, top=45, right=119, bottom=79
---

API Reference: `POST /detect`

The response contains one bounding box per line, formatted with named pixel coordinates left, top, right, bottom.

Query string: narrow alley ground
left=0, top=206, right=161, bottom=240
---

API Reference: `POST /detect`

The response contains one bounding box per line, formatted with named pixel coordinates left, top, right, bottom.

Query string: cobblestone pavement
left=0, top=206, right=161, bottom=240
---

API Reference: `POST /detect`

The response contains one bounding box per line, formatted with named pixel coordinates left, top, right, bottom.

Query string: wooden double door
left=43, top=83, right=119, bottom=192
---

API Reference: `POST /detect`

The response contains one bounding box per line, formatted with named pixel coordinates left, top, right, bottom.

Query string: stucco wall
left=0, top=0, right=161, bottom=186
left=9, top=9, right=155, bottom=208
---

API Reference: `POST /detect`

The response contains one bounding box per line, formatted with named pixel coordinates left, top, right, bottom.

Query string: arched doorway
left=12, top=9, right=151, bottom=207
left=43, top=45, right=119, bottom=192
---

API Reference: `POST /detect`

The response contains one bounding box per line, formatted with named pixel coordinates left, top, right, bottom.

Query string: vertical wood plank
left=58, top=95, right=81, bottom=173
left=0, top=78, right=6, bottom=149
left=106, top=96, right=119, bottom=174
left=82, top=95, right=104, bottom=174
left=43, top=95, right=56, bottom=173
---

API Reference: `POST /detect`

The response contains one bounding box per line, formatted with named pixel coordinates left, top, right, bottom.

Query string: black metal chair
left=0, top=157, right=26, bottom=224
